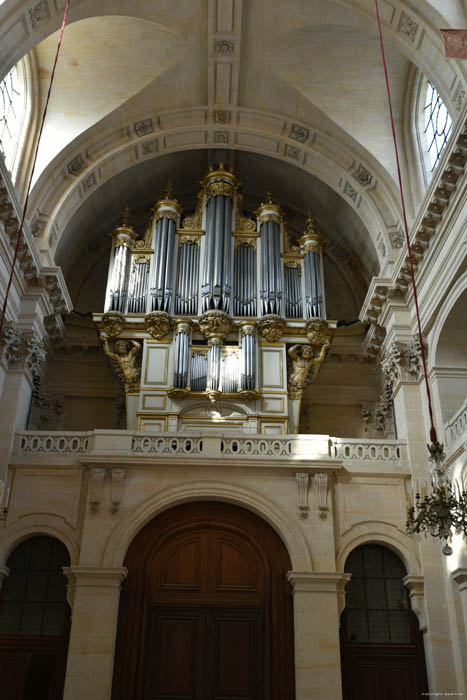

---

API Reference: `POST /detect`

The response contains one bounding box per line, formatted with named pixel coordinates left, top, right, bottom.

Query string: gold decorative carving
left=306, top=318, right=332, bottom=346
left=256, top=189, right=283, bottom=225
left=103, top=339, right=141, bottom=393
left=177, top=231, right=204, bottom=247
left=258, top=315, right=286, bottom=342
left=299, top=213, right=325, bottom=253
left=154, top=209, right=178, bottom=222
left=201, top=162, right=239, bottom=201
left=181, top=191, right=204, bottom=230
left=198, top=310, right=233, bottom=341
left=109, top=207, right=138, bottom=247
left=145, top=311, right=172, bottom=340
left=101, top=311, right=125, bottom=338
left=287, top=341, right=330, bottom=399
left=233, top=232, right=258, bottom=250
left=237, top=389, right=260, bottom=402
left=238, top=321, right=257, bottom=336
left=152, top=182, right=182, bottom=220
left=167, top=387, right=190, bottom=401
left=235, top=196, right=256, bottom=232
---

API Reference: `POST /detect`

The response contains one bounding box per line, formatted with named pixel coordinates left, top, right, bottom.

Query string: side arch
left=336, top=521, right=422, bottom=576
left=102, top=479, right=313, bottom=571
left=0, top=514, right=80, bottom=566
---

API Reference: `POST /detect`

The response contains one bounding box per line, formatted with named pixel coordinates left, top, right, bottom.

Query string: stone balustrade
left=12, top=430, right=409, bottom=472
left=444, top=398, right=467, bottom=455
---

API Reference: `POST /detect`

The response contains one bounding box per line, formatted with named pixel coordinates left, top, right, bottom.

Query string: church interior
left=0, top=1, right=466, bottom=698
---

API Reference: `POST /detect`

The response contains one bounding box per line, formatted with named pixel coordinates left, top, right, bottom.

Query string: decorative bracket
left=313, top=472, right=329, bottom=519
left=89, top=467, right=106, bottom=514
left=296, top=473, right=310, bottom=519
left=111, top=468, right=126, bottom=514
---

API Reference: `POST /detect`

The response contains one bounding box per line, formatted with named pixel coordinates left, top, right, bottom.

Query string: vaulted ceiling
left=1, top=0, right=465, bottom=309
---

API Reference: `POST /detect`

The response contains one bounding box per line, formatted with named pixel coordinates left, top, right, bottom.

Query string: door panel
left=208, top=609, right=263, bottom=700
left=145, top=607, right=205, bottom=700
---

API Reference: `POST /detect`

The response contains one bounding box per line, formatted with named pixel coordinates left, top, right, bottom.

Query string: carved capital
left=258, top=315, right=285, bottom=342
left=0, top=323, right=46, bottom=379
left=145, top=311, right=172, bottom=340
left=101, top=311, right=125, bottom=338
left=381, top=336, right=424, bottom=387
left=199, top=310, right=232, bottom=341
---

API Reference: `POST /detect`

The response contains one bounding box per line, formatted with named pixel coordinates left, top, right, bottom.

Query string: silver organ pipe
left=150, top=199, right=180, bottom=312
left=105, top=208, right=137, bottom=313
left=220, top=349, right=239, bottom=393
left=300, top=215, right=326, bottom=319
left=201, top=166, right=236, bottom=313
left=207, top=341, right=222, bottom=391
left=190, top=351, right=208, bottom=392
left=233, top=242, right=257, bottom=316
left=175, top=241, right=200, bottom=315
left=284, top=265, right=303, bottom=318
left=173, top=321, right=191, bottom=388
left=127, top=257, right=150, bottom=313
left=257, top=198, right=283, bottom=316
left=240, top=324, right=256, bottom=390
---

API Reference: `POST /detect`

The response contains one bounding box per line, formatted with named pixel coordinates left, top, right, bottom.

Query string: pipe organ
left=95, top=163, right=335, bottom=434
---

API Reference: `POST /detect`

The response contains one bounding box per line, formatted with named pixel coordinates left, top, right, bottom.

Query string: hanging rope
left=0, top=0, right=71, bottom=337
left=374, top=0, right=437, bottom=443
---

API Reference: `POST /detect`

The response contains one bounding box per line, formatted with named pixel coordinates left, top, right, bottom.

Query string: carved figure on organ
left=288, top=342, right=329, bottom=394
left=103, top=339, right=141, bottom=387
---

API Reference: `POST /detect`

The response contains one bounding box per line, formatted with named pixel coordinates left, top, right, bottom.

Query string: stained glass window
left=0, top=536, right=70, bottom=636
left=423, top=81, right=452, bottom=171
left=344, top=545, right=411, bottom=644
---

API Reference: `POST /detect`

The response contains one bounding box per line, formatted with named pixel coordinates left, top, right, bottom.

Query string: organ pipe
left=105, top=207, right=138, bottom=313
left=240, top=323, right=256, bottom=390
left=173, top=321, right=191, bottom=388
left=104, top=169, right=328, bottom=331
left=300, top=215, right=326, bottom=319
left=150, top=192, right=181, bottom=313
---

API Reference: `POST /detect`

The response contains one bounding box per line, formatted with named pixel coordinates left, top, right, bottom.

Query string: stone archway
left=111, top=501, right=295, bottom=700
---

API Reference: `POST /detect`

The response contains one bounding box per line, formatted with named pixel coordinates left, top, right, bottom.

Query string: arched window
left=0, top=536, right=71, bottom=700
left=340, top=544, right=428, bottom=700
left=417, top=77, right=453, bottom=180
left=0, top=57, right=33, bottom=182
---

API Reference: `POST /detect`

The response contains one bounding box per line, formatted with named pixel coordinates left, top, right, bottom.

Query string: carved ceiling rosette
left=198, top=310, right=233, bottom=342
left=258, top=315, right=285, bottom=342
left=145, top=311, right=173, bottom=340
left=101, top=311, right=125, bottom=338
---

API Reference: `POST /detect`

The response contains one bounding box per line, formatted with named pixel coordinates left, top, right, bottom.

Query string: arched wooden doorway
left=112, top=501, right=295, bottom=700
left=340, top=544, right=428, bottom=700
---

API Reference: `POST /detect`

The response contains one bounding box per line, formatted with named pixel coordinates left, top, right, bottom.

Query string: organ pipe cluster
left=104, top=163, right=327, bottom=397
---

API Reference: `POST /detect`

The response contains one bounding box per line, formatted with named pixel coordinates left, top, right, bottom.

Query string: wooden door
left=112, top=502, right=294, bottom=700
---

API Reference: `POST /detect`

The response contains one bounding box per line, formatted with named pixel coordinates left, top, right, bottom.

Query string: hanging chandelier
left=406, top=441, right=467, bottom=555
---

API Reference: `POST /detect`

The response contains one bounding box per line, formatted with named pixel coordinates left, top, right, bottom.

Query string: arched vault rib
left=30, top=107, right=405, bottom=276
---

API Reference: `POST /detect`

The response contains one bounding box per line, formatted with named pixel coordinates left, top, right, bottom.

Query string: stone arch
left=336, top=521, right=421, bottom=576
left=0, top=514, right=80, bottom=567
left=429, top=271, right=467, bottom=371
left=103, top=479, right=313, bottom=571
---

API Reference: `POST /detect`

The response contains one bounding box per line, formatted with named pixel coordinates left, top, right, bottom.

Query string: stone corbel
left=313, top=472, right=329, bottom=519
left=296, top=473, right=309, bottom=519
left=403, top=575, right=427, bottom=632
left=111, top=468, right=126, bottom=514
left=89, top=467, right=106, bottom=514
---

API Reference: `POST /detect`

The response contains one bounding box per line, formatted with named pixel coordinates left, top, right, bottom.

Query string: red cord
left=0, top=0, right=71, bottom=337
left=374, top=0, right=437, bottom=443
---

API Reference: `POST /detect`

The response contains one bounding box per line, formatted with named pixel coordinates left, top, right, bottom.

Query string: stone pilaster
left=287, top=571, right=351, bottom=700
left=62, top=566, right=127, bottom=700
